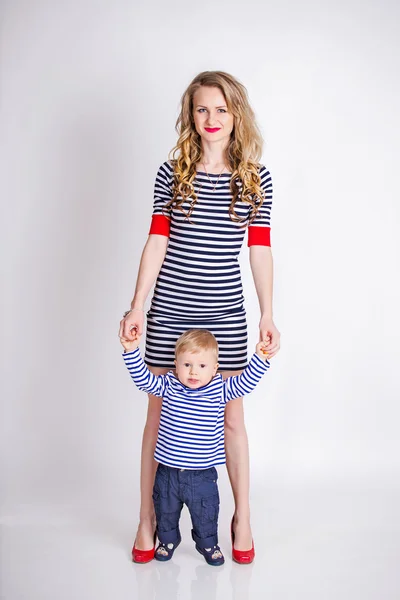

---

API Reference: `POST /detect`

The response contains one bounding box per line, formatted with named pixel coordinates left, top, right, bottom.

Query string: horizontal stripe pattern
left=145, top=311, right=248, bottom=370
left=150, top=161, right=272, bottom=318
left=123, top=348, right=270, bottom=469
left=145, top=161, right=273, bottom=369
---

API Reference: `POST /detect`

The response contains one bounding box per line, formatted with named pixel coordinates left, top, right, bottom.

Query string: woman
left=119, top=71, right=280, bottom=564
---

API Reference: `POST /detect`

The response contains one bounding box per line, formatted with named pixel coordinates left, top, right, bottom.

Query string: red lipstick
left=204, top=127, right=221, bottom=133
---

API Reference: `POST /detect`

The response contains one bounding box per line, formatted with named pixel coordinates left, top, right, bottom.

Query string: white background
left=1, top=1, right=400, bottom=598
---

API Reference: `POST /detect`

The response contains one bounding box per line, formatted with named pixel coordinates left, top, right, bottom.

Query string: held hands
left=259, top=316, right=281, bottom=359
left=119, top=308, right=144, bottom=352
left=256, top=340, right=271, bottom=361
left=120, top=327, right=141, bottom=353
left=119, top=308, right=144, bottom=341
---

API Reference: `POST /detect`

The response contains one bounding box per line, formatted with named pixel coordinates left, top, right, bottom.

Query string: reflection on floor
left=1, top=479, right=399, bottom=600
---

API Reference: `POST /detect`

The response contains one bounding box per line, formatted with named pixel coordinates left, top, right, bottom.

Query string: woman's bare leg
left=223, top=369, right=253, bottom=550
left=134, top=366, right=168, bottom=551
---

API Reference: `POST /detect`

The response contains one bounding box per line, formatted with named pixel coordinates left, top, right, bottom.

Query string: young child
left=121, top=328, right=270, bottom=566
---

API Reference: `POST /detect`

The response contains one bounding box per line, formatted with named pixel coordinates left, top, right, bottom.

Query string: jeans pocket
left=202, top=467, right=218, bottom=483
left=201, top=493, right=220, bottom=524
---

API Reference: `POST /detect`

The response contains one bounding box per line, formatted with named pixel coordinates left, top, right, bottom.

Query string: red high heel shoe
left=131, top=531, right=157, bottom=564
left=231, top=517, right=255, bottom=564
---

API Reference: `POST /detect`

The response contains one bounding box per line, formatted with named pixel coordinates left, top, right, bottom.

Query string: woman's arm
left=119, top=233, right=168, bottom=340
left=249, top=245, right=281, bottom=358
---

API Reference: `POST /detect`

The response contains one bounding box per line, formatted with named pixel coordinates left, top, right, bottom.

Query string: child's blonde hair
left=175, top=329, right=219, bottom=359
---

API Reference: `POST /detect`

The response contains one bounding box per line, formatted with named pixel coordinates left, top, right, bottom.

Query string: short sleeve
left=247, top=165, right=273, bottom=247
left=149, top=161, right=174, bottom=237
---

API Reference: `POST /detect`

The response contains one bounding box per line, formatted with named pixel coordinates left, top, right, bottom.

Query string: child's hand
left=256, top=340, right=270, bottom=361
left=120, top=326, right=141, bottom=352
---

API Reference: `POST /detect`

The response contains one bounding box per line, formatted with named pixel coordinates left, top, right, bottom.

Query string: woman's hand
left=120, top=329, right=141, bottom=353
left=259, top=316, right=280, bottom=359
left=119, top=309, right=144, bottom=341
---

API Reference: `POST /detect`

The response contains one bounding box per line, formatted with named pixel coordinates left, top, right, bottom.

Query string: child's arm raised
left=223, top=341, right=271, bottom=403
left=121, top=334, right=167, bottom=397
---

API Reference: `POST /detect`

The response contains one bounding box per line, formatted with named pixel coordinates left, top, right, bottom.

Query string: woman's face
left=192, top=86, right=234, bottom=147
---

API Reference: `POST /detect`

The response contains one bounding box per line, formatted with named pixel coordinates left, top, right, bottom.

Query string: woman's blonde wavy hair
left=166, top=71, right=265, bottom=225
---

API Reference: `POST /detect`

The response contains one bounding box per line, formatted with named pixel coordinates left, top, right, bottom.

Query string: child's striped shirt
left=123, top=348, right=269, bottom=469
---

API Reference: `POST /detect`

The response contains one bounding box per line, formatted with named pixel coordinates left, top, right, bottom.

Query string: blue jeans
left=152, top=463, right=220, bottom=549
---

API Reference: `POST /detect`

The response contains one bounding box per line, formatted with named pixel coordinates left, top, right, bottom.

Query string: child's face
left=175, top=348, right=219, bottom=389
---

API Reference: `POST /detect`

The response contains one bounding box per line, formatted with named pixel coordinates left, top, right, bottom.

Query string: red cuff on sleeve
left=149, top=214, right=171, bottom=237
left=247, top=225, right=271, bottom=246
left=247, top=226, right=271, bottom=247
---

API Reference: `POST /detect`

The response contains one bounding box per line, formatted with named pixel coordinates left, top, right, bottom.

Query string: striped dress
left=145, top=161, right=273, bottom=371
left=123, top=347, right=270, bottom=468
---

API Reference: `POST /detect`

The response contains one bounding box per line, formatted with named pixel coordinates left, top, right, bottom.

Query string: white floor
left=1, top=478, right=399, bottom=600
